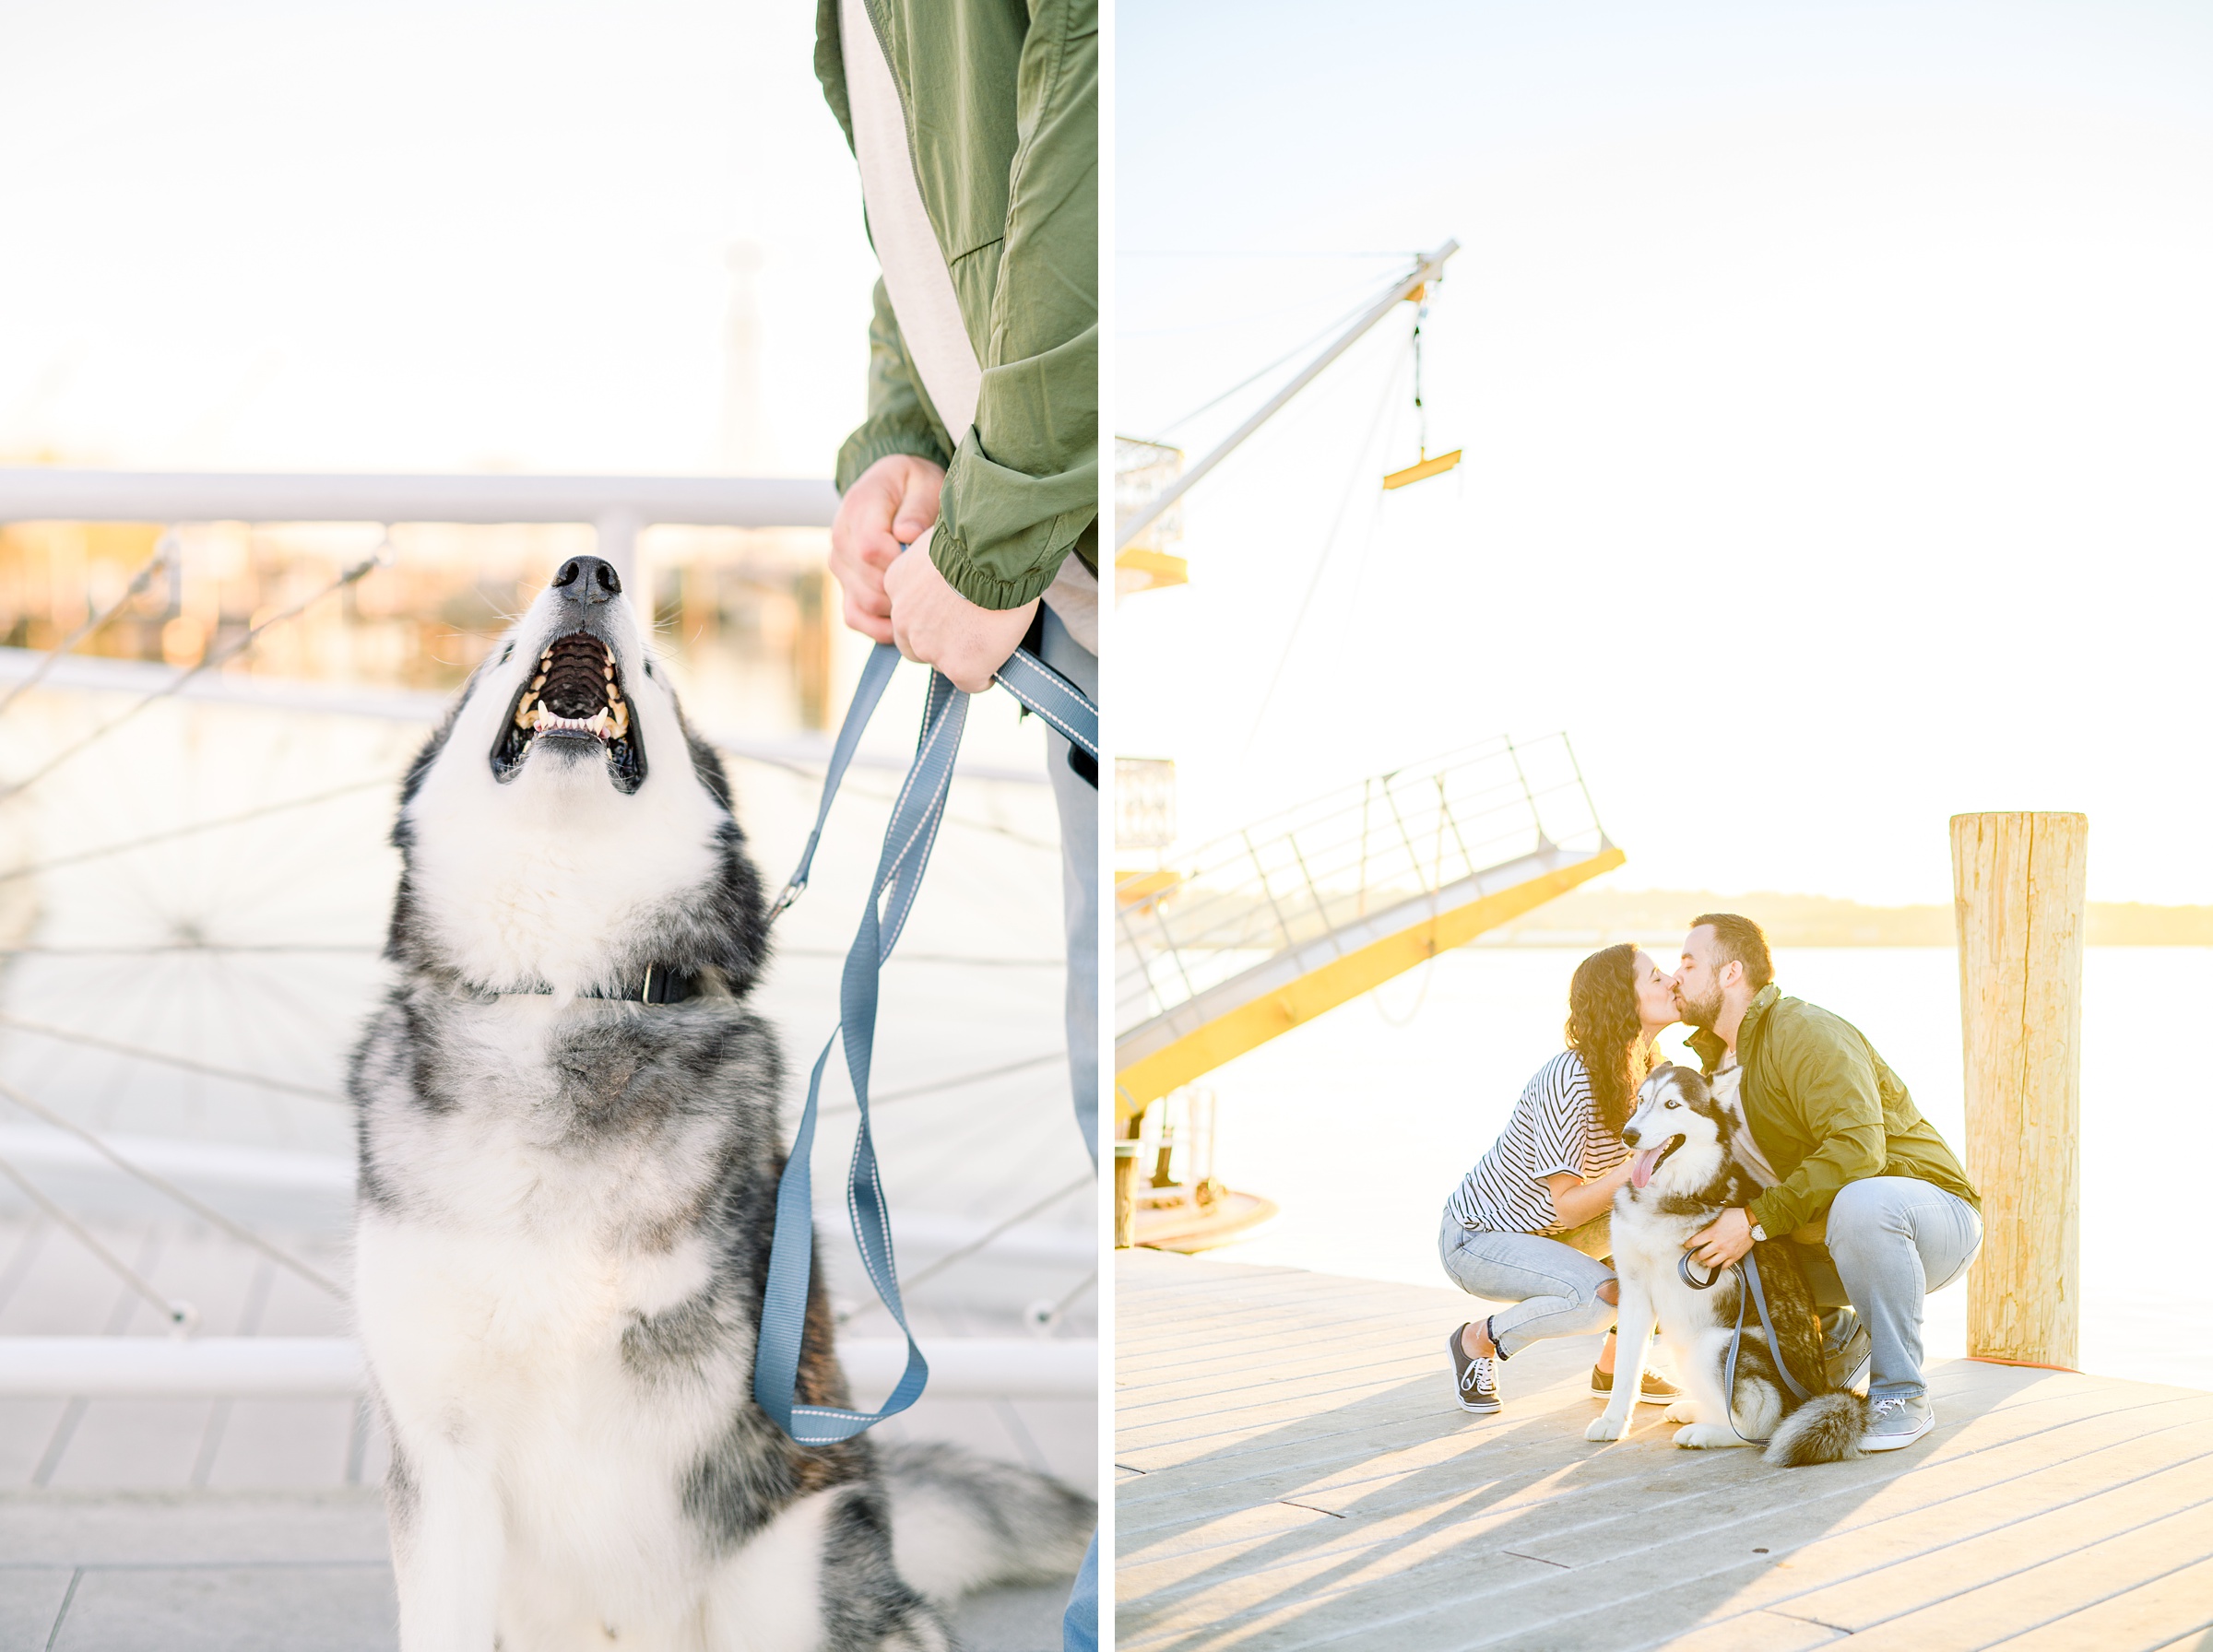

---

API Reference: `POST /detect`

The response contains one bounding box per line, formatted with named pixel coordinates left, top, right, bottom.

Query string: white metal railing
left=0, top=468, right=838, bottom=584
left=0, top=468, right=1047, bottom=784
left=0, top=1336, right=1094, bottom=1399
left=1117, top=734, right=1607, bottom=1039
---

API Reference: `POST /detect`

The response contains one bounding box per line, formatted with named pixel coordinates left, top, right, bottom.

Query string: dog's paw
left=1585, top=1414, right=1629, bottom=1443
left=1674, top=1422, right=1742, bottom=1450
left=1663, top=1400, right=1698, bottom=1425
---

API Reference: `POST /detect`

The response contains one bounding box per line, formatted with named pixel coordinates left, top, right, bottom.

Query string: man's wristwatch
left=1747, top=1216, right=1769, bottom=1244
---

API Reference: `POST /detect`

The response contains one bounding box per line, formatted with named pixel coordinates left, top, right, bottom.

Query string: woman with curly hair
left=1439, top=944, right=1681, bottom=1415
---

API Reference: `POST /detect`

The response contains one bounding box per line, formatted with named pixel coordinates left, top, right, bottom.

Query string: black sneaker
left=1447, top=1324, right=1500, bottom=1414
left=1589, top=1365, right=1682, bottom=1402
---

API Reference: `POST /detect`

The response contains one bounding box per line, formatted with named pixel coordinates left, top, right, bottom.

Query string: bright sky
left=0, top=0, right=878, bottom=477
left=1116, top=0, right=2213, bottom=906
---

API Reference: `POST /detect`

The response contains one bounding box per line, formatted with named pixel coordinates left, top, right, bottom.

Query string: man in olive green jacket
left=1675, top=914, right=1982, bottom=1453
left=815, top=5, right=1099, bottom=1646
left=814, top=0, right=1097, bottom=684
left=814, top=0, right=1099, bottom=1157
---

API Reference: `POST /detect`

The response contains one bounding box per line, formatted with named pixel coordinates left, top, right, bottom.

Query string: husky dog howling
left=1584, top=1063, right=1867, bottom=1466
left=351, top=555, right=1091, bottom=1651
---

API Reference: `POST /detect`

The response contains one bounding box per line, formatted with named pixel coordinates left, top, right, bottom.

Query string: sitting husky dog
left=352, top=555, right=1092, bottom=1651
left=1583, top=1064, right=1865, bottom=1466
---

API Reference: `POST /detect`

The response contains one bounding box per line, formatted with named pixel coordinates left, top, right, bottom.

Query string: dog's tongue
left=1629, top=1148, right=1663, bottom=1189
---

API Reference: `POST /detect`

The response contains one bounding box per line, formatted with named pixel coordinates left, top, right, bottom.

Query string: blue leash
left=753, top=636, right=1097, bottom=1446
left=1677, top=1247, right=1813, bottom=1446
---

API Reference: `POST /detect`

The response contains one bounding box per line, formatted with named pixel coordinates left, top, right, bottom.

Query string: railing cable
left=0, top=774, right=400, bottom=885
left=0, top=544, right=387, bottom=802
left=0, top=534, right=177, bottom=720
left=835, top=1173, right=1091, bottom=1323
left=0, top=1012, right=344, bottom=1103
left=0, top=1149, right=195, bottom=1330
left=0, top=1079, right=346, bottom=1300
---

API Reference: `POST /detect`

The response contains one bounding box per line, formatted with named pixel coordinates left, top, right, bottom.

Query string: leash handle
left=994, top=646, right=1097, bottom=763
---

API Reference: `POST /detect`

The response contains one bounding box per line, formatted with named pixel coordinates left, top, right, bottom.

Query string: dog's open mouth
left=1629, top=1134, right=1684, bottom=1190
left=489, top=631, right=645, bottom=792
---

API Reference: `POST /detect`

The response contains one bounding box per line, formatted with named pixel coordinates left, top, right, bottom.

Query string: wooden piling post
left=1113, top=1141, right=1137, bottom=1249
left=1951, top=812, right=2087, bottom=1370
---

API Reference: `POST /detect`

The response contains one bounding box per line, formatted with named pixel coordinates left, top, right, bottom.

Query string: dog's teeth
left=531, top=674, right=547, bottom=690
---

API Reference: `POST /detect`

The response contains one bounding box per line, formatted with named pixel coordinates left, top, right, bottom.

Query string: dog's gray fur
left=351, top=556, right=1090, bottom=1650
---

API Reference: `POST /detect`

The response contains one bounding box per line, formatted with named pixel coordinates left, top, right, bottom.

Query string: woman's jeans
left=1792, top=1175, right=1982, bottom=1404
left=1438, top=1213, right=1615, bottom=1360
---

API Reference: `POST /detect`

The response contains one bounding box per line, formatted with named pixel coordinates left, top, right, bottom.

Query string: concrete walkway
left=1117, top=1248, right=2213, bottom=1651
left=0, top=1490, right=1072, bottom=1651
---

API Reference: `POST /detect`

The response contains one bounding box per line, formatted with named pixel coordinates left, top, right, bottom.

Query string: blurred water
left=1198, top=946, right=2213, bottom=1391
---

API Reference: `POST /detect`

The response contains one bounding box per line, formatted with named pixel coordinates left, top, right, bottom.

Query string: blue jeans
left=1438, top=1213, right=1615, bottom=1359
left=1792, top=1176, right=1982, bottom=1403
left=1038, top=607, right=1097, bottom=1652
left=1039, top=607, right=1097, bottom=1168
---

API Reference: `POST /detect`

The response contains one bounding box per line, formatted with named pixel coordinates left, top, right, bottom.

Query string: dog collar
left=473, top=966, right=702, bottom=1005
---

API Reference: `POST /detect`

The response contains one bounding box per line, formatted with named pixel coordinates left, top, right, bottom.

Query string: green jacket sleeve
left=834, top=278, right=955, bottom=494
left=1748, top=1019, right=1890, bottom=1235
left=929, top=0, right=1098, bottom=610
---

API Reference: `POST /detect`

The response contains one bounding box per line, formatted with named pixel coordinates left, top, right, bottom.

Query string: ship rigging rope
left=1143, top=273, right=1414, bottom=442
left=834, top=1171, right=1091, bottom=1324
left=0, top=544, right=387, bottom=803
left=0, top=1078, right=347, bottom=1300
left=0, top=535, right=178, bottom=721
left=1238, top=327, right=1416, bottom=757
left=0, top=1149, right=195, bottom=1329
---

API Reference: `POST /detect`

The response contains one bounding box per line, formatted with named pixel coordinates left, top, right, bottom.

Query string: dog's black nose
left=550, top=557, right=621, bottom=602
left=1621, top=1127, right=1640, bottom=1148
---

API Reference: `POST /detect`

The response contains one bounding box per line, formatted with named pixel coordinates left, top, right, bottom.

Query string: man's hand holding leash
left=831, top=453, right=1038, bottom=695
left=1686, top=1206, right=1757, bottom=1271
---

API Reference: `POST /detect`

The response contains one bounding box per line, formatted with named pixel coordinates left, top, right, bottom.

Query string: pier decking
left=1116, top=1249, right=2213, bottom=1651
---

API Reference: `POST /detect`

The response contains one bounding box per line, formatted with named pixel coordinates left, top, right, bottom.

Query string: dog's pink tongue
left=1629, top=1148, right=1662, bottom=1189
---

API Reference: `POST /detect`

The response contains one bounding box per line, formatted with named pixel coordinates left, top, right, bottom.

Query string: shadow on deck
left=1115, top=1249, right=2213, bottom=1652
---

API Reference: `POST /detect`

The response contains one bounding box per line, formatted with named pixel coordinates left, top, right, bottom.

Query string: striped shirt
left=1446, top=1050, right=1630, bottom=1234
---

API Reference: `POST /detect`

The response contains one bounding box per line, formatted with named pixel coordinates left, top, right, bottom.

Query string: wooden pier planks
left=1117, top=1248, right=2213, bottom=1652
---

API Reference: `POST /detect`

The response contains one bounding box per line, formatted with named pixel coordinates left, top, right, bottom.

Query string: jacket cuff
left=834, top=428, right=953, bottom=496
left=1749, top=1187, right=1803, bottom=1237
left=928, top=525, right=1066, bottom=609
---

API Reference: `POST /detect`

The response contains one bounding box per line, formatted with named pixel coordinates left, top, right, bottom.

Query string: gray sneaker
left=1860, top=1393, right=1935, bottom=1452
left=1447, top=1324, right=1499, bottom=1414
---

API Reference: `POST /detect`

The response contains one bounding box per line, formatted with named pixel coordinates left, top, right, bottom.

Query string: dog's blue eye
left=1665, top=1100, right=1678, bottom=1108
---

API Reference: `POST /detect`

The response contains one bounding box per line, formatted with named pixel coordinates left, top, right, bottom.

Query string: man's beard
left=1676, top=982, right=1724, bottom=1031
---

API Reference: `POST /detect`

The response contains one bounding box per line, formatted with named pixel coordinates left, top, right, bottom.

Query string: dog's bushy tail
left=1763, top=1392, right=1866, bottom=1466
left=880, top=1441, right=1094, bottom=1600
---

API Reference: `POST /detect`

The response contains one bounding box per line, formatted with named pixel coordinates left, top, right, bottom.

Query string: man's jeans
left=1038, top=606, right=1097, bottom=1167
left=1036, top=606, right=1097, bottom=1652
left=1793, top=1176, right=1982, bottom=1403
